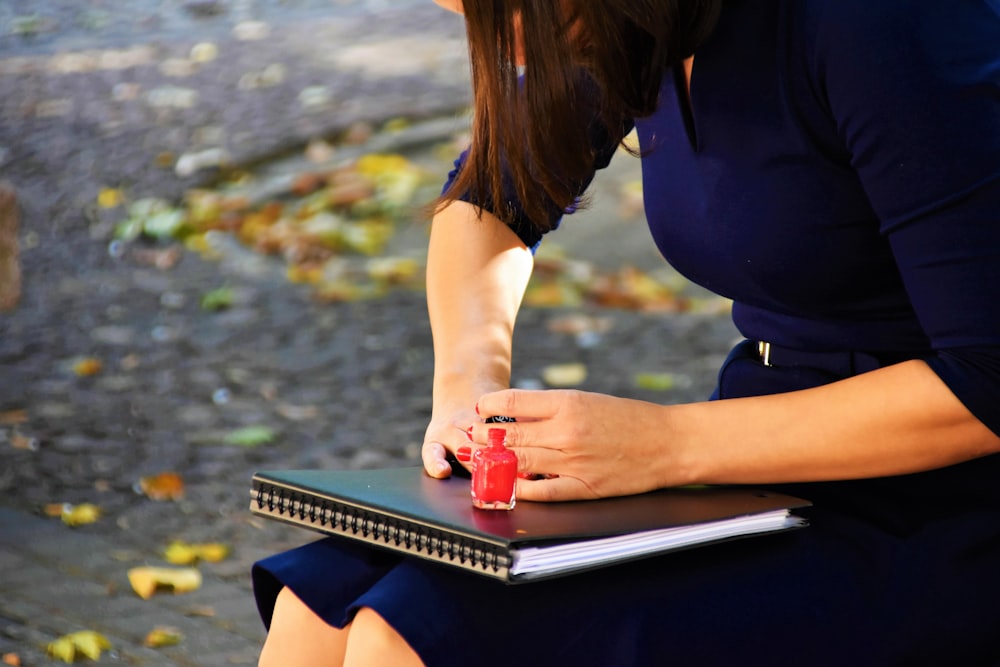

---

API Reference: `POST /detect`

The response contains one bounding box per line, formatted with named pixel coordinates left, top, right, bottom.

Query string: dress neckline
left=672, top=59, right=700, bottom=151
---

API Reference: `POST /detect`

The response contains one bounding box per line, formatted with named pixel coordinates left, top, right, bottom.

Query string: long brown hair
left=435, top=0, right=721, bottom=234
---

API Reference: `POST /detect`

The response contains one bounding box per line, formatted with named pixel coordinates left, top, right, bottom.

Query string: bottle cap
left=487, top=428, right=506, bottom=449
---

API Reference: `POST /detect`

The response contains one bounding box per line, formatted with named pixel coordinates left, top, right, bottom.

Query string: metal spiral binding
left=253, top=481, right=508, bottom=573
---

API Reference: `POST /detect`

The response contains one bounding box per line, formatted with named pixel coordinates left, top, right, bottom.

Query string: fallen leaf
left=366, top=257, right=420, bottom=285
left=200, top=286, right=234, bottom=311
left=131, top=245, right=182, bottom=270
left=585, top=266, right=680, bottom=311
left=128, top=566, right=203, bottom=599
left=44, top=502, right=102, bottom=527
left=275, top=403, right=319, bottom=421
left=0, top=409, right=28, bottom=425
left=46, top=630, right=111, bottom=663
left=72, top=358, right=103, bottom=377
left=542, top=363, right=588, bottom=387
left=182, top=605, right=216, bottom=617
left=634, top=373, right=677, bottom=392
left=164, top=540, right=230, bottom=565
left=97, top=188, right=124, bottom=209
left=120, top=354, right=141, bottom=371
left=116, top=198, right=189, bottom=242
left=286, top=264, right=323, bottom=285
left=138, top=472, right=185, bottom=501
left=9, top=432, right=38, bottom=451
left=382, top=117, right=410, bottom=133
left=2, top=652, right=21, bottom=666
left=222, top=425, right=275, bottom=447
left=290, top=172, right=324, bottom=196
left=144, top=626, right=184, bottom=648
left=523, top=279, right=583, bottom=308
left=545, top=314, right=613, bottom=336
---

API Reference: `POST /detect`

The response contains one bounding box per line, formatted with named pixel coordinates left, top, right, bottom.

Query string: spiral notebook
left=250, top=467, right=810, bottom=583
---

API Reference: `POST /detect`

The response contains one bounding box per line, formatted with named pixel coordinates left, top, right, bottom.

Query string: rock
left=0, top=183, right=21, bottom=312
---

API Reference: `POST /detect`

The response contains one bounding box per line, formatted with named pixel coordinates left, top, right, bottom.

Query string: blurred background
left=0, top=1, right=735, bottom=664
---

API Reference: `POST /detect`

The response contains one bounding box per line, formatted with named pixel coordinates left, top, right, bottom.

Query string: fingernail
left=455, top=446, right=472, bottom=462
left=474, top=402, right=480, bottom=416
left=465, top=425, right=474, bottom=441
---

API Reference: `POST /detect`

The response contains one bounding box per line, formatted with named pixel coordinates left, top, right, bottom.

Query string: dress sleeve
left=814, top=0, right=1000, bottom=434
left=440, top=76, right=630, bottom=250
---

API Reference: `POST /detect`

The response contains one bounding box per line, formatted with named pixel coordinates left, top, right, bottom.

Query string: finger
left=516, top=475, right=597, bottom=502
left=468, top=417, right=565, bottom=456
left=422, top=440, right=453, bottom=479
left=476, top=388, right=569, bottom=422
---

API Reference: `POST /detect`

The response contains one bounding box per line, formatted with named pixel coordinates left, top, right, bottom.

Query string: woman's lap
left=253, top=499, right=1000, bottom=666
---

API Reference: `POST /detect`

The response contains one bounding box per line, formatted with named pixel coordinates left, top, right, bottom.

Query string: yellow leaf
left=72, top=358, right=103, bottom=377
left=287, top=264, right=323, bottom=285
left=354, top=153, right=412, bottom=177
left=61, top=503, right=102, bottom=527
left=70, top=632, right=110, bottom=661
left=366, top=257, right=420, bottom=285
left=46, top=638, right=75, bottom=663
left=382, top=117, right=410, bottom=133
left=97, top=188, right=124, bottom=209
left=523, top=279, right=583, bottom=308
left=163, top=541, right=199, bottom=565
left=144, top=626, right=184, bottom=648
left=194, top=542, right=230, bottom=562
left=164, top=540, right=230, bottom=565
left=128, top=566, right=202, bottom=599
left=542, top=363, right=588, bottom=387
left=46, top=631, right=111, bottom=663
left=138, top=472, right=185, bottom=501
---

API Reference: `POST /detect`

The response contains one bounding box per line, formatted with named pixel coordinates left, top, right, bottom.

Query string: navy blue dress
left=253, top=1, right=1000, bottom=663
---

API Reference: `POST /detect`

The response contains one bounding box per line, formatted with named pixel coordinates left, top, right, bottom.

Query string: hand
left=470, top=389, right=678, bottom=501
left=422, top=406, right=477, bottom=479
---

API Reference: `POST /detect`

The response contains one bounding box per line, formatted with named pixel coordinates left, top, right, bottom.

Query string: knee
left=345, top=608, right=424, bottom=667
left=259, top=587, right=346, bottom=667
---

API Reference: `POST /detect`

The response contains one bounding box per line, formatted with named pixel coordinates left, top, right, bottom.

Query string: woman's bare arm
left=472, top=361, right=1000, bottom=500
left=422, top=201, right=533, bottom=477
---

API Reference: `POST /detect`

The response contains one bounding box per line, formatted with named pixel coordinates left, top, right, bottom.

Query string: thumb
left=422, top=440, right=454, bottom=479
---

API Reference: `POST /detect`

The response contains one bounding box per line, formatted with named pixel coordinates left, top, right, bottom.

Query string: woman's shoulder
left=798, top=0, right=999, bottom=55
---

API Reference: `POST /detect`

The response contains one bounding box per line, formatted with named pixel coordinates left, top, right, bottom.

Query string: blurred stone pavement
left=0, top=1, right=737, bottom=664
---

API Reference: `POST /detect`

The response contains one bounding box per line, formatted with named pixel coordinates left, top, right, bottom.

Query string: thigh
left=355, top=508, right=896, bottom=667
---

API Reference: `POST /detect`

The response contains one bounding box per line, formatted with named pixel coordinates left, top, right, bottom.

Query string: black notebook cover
left=250, top=466, right=810, bottom=583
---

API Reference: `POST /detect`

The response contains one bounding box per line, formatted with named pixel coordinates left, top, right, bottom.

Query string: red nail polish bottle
left=471, top=428, right=517, bottom=510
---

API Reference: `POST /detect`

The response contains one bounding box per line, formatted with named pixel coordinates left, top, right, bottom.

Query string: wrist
left=654, top=403, right=705, bottom=488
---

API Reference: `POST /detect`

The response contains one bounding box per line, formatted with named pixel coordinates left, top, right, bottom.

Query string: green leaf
left=200, top=287, right=234, bottom=311
left=222, top=426, right=276, bottom=447
left=634, top=373, right=677, bottom=391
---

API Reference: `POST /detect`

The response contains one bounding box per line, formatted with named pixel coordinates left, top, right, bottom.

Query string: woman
left=255, top=1, right=1000, bottom=664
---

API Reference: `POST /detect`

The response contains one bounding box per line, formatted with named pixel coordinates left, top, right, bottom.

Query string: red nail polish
left=455, top=446, right=472, bottom=462
left=471, top=428, right=517, bottom=510
left=474, top=402, right=480, bottom=416
left=465, top=425, right=474, bottom=441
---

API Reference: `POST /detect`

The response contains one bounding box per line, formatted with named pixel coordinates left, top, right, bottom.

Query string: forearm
left=668, top=359, right=1000, bottom=487
left=426, top=201, right=534, bottom=413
